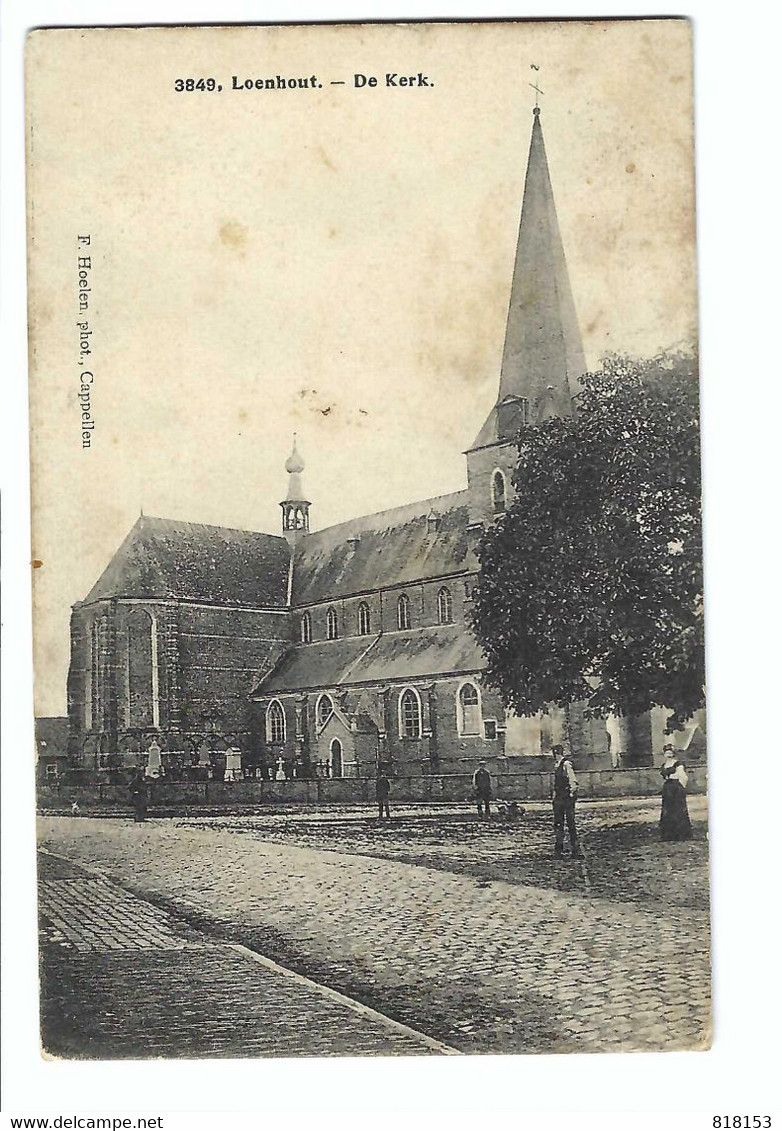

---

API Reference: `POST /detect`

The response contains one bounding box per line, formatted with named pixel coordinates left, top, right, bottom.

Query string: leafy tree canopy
left=471, top=352, right=704, bottom=730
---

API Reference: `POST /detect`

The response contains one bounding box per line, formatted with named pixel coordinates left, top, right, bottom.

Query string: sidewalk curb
left=39, top=847, right=460, bottom=1057
left=227, top=943, right=460, bottom=1056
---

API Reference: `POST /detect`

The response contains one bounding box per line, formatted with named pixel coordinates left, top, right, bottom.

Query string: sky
left=26, top=19, right=695, bottom=715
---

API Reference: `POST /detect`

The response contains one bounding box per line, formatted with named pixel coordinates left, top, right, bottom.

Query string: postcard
left=27, top=19, right=708, bottom=1058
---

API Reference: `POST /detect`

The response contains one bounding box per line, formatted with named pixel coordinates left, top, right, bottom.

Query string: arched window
left=317, top=693, right=334, bottom=730
left=330, top=738, right=343, bottom=779
left=399, top=688, right=422, bottom=739
left=492, top=470, right=507, bottom=515
left=326, top=607, right=339, bottom=640
left=357, top=602, right=371, bottom=636
left=397, top=594, right=411, bottom=630
left=458, top=681, right=482, bottom=736
left=266, top=700, right=286, bottom=745
left=300, top=612, right=312, bottom=644
left=437, top=587, right=453, bottom=625
left=128, top=609, right=158, bottom=728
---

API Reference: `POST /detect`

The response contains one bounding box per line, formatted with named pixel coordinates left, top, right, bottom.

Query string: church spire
left=497, top=106, right=585, bottom=426
left=465, top=104, right=586, bottom=526
left=280, top=435, right=310, bottom=547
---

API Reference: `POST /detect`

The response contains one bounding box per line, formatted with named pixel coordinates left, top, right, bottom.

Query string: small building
left=35, top=717, right=70, bottom=784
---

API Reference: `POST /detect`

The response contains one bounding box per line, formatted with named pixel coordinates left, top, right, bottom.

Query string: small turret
left=280, top=435, right=311, bottom=548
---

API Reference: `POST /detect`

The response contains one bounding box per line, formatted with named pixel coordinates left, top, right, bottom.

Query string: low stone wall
left=37, top=766, right=707, bottom=811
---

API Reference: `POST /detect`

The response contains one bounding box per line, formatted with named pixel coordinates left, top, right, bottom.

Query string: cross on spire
left=529, top=64, right=544, bottom=108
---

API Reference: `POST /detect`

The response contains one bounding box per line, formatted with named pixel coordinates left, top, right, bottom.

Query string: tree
left=471, top=352, right=704, bottom=730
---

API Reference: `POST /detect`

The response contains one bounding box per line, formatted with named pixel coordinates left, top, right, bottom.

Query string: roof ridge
left=138, top=514, right=284, bottom=540
left=308, top=489, right=469, bottom=540
left=80, top=513, right=290, bottom=607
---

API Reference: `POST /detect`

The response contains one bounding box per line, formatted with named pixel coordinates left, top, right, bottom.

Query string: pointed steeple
left=499, top=106, right=585, bottom=420
left=469, top=107, right=585, bottom=452
left=465, top=106, right=586, bottom=526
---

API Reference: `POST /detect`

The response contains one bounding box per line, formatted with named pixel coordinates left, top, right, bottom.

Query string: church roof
left=254, top=623, right=485, bottom=696
left=468, top=401, right=506, bottom=452
left=470, top=107, right=585, bottom=448
left=80, top=514, right=290, bottom=608
left=291, top=491, right=475, bottom=606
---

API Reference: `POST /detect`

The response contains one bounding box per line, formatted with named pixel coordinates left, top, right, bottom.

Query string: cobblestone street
left=38, top=799, right=711, bottom=1056
left=39, top=851, right=451, bottom=1058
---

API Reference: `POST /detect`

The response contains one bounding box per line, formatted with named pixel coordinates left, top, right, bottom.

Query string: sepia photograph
left=25, top=18, right=710, bottom=1062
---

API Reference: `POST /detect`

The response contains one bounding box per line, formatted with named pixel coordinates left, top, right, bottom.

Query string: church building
left=66, top=107, right=659, bottom=780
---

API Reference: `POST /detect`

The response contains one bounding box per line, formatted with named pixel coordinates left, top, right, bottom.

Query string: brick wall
left=252, top=675, right=638, bottom=779
left=37, top=764, right=707, bottom=810
left=465, top=439, right=519, bottom=527
left=68, top=598, right=291, bottom=766
left=176, top=603, right=290, bottom=738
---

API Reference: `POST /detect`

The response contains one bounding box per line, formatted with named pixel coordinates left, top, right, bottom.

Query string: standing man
left=376, top=770, right=391, bottom=820
left=552, top=745, right=582, bottom=859
left=473, top=761, right=492, bottom=820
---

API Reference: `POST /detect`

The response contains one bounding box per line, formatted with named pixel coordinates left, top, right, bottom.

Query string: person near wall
left=129, top=771, right=148, bottom=823
left=376, top=771, right=391, bottom=820
left=472, top=762, right=492, bottom=819
left=552, top=745, right=582, bottom=859
left=659, top=743, right=693, bottom=841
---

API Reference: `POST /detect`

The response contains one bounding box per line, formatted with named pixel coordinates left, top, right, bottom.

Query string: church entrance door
left=329, top=738, right=343, bottom=779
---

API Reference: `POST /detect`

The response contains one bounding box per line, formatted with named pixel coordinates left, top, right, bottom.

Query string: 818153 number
left=713, top=1119, right=771, bottom=1128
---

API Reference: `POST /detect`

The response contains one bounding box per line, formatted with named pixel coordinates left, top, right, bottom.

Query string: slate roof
left=291, top=490, right=476, bottom=606
left=255, top=623, right=485, bottom=695
left=81, top=515, right=290, bottom=608
left=355, top=624, right=485, bottom=682
left=256, top=636, right=373, bottom=695
left=469, top=405, right=502, bottom=451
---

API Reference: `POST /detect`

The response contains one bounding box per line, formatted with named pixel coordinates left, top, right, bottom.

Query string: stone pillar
left=380, top=686, right=393, bottom=770
left=163, top=606, right=182, bottom=735
left=605, top=713, right=653, bottom=767
left=426, top=684, right=439, bottom=770
left=67, top=610, right=86, bottom=762
left=377, top=729, right=388, bottom=771
left=628, top=711, right=653, bottom=766
left=103, top=600, right=119, bottom=754
left=650, top=706, right=670, bottom=766
left=567, top=701, right=610, bottom=768
left=295, top=694, right=310, bottom=775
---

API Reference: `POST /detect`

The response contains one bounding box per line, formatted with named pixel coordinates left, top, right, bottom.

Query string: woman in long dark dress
left=129, top=772, right=148, bottom=823
left=659, top=745, right=692, bottom=841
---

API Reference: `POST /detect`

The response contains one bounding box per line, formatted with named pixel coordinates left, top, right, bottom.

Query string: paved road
left=189, top=798, right=711, bottom=911
left=38, top=851, right=451, bottom=1059
left=38, top=810, right=712, bottom=1055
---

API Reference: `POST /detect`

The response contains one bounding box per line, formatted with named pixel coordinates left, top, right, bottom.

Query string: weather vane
left=529, top=63, right=544, bottom=108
